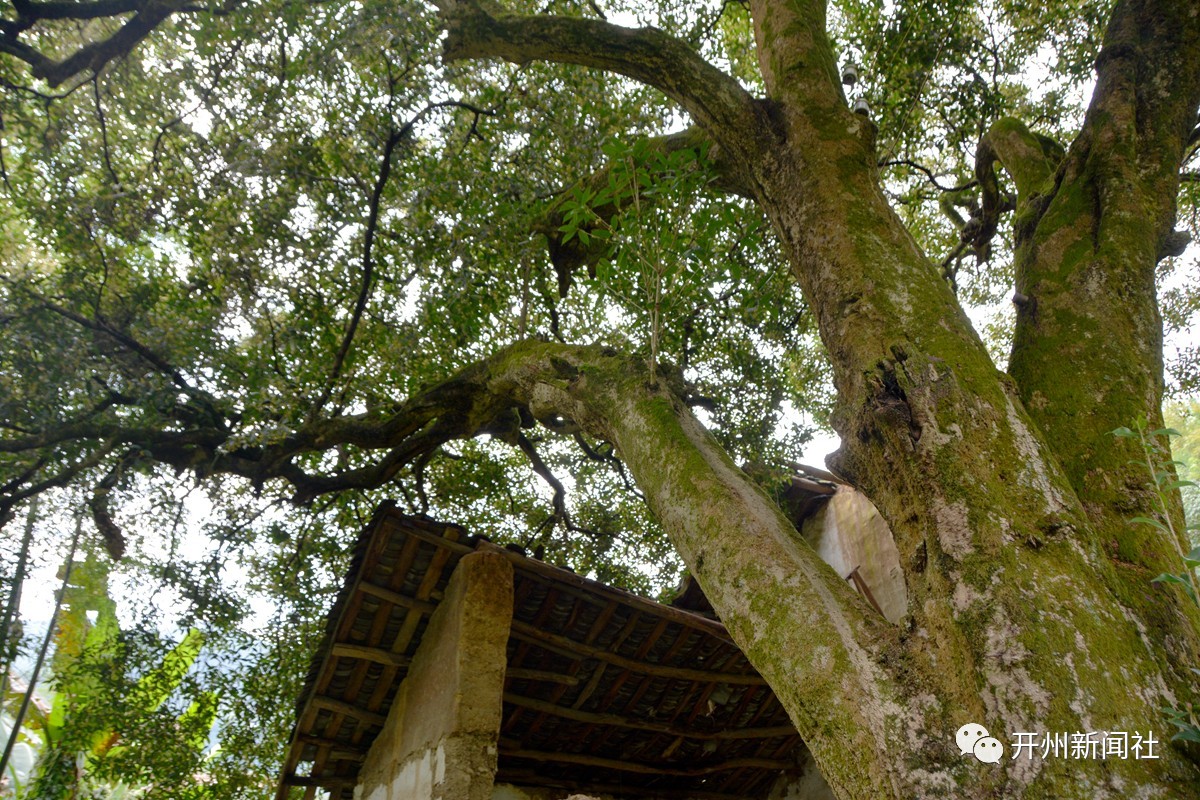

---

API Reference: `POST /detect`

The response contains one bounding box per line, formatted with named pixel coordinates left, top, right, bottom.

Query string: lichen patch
left=934, top=499, right=973, bottom=560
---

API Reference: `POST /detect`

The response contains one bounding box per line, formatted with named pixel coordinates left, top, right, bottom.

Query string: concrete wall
left=355, top=550, right=514, bottom=800
left=800, top=485, right=908, bottom=624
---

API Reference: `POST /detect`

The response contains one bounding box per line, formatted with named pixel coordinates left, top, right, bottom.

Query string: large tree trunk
left=480, top=332, right=1200, bottom=797
left=439, top=0, right=1200, bottom=792
left=739, top=2, right=1200, bottom=797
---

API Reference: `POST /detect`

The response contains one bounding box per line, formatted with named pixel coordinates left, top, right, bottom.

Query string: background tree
left=1, top=0, right=1200, bottom=797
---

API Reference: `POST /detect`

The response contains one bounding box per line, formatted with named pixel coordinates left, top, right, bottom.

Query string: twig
left=879, top=158, right=976, bottom=193
left=0, top=107, right=13, bottom=195
left=0, top=274, right=219, bottom=418
left=573, top=432, right=644, bottom=501
left=516, top=433, right=568, bottom=524
left=315, top=100, right=498, bottom=417
left=91, top=74, right=122, bottom=189
left=1137, top=425, right=1200, bottom=603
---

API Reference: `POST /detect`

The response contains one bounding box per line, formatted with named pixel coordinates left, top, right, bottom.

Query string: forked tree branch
left=0, top=337, right=900, bottom=788
left=1, top=0, right=188, bottom=86
left=968, top=117, right=1064, bottom=258
left=438, top=0, right=768, bottom=161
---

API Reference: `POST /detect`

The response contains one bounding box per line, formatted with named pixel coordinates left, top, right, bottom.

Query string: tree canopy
left=2, top=0, right=1200, bottom=796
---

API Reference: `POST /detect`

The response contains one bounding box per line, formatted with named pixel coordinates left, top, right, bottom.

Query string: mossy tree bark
left=1005, top=0, right=1200, bottom=664
left=437, top=0, right=1200, bottom=797
left=3, top=0, right=1197, bottom=795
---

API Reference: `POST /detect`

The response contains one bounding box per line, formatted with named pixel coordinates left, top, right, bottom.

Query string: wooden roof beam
left=502, top=748, right=791, bottom=776
left=504, top=668, right=580, bottom=686
left=330, top=642, right=412, bottom=668
left=356, top=580, right=439, bottom=614
left=382, top=514, right=473, bottom=554
left=502, top=692, right=795, bottom=740
left=509, top=619, right=765, bottom=685
left=311, top=696, right=387, bottom=727
left=476, top=541, right=733, bottom=640
left=296, top=734, right=367, bottom=763
left=282, top=774, right=355, bottom=788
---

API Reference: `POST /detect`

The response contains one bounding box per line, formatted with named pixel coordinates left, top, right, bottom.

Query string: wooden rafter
left=311, top=696, right=387, bottom=727
left=504, top=668, right=581, bottom=686
left=502, top=747, right=792, bottom=776
left=479, top=541, right=732, bottom=640
left=296, top=734, right=367, bottom=763
left=358, top=580, right=439, bottom=614
left=502, top=692, right=795, bottom=740
left=509, top=619, right=764, bottom=685
left=330, top=642, right=412, bottom=668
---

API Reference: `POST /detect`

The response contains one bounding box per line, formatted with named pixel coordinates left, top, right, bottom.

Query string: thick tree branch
left=438, top=0, right=767, bottom=161
left=968, top=117, right=1063, bottom=258
left=1004, top=0, right=1200, bottom=613
left=1, top=0, right=185, bottom=86
left=10, top=0, right=142, bottom=20
left=0, top=437, right=119, bottom=519
left=0, top=32, right=53, bottom=73
left=0, top=354, right=511, bottom=510
left=88, top=454, right=129, bottom=560
left=746, top=0, right=842, bottom=114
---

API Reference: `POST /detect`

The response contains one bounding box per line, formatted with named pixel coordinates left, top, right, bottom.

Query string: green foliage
left=15, top=557, right=218, bottom=799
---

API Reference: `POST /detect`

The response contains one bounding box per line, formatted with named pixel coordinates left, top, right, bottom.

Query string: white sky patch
left=181, top=88, right=215, bottom=138
left=400, top=275, right=424, bottom=322
left=777, top=399, right=841, bottom=468
left=798, top=428, right=842, bottom=468
left=149, top=235, right=194, bottom=280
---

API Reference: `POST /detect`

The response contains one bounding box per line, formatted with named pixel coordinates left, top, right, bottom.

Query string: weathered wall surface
left=355, top=550, right=514, bottom=800
left=766, top=747, right=837, bottom=800
left=801, top=485, right=908, bottom=624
